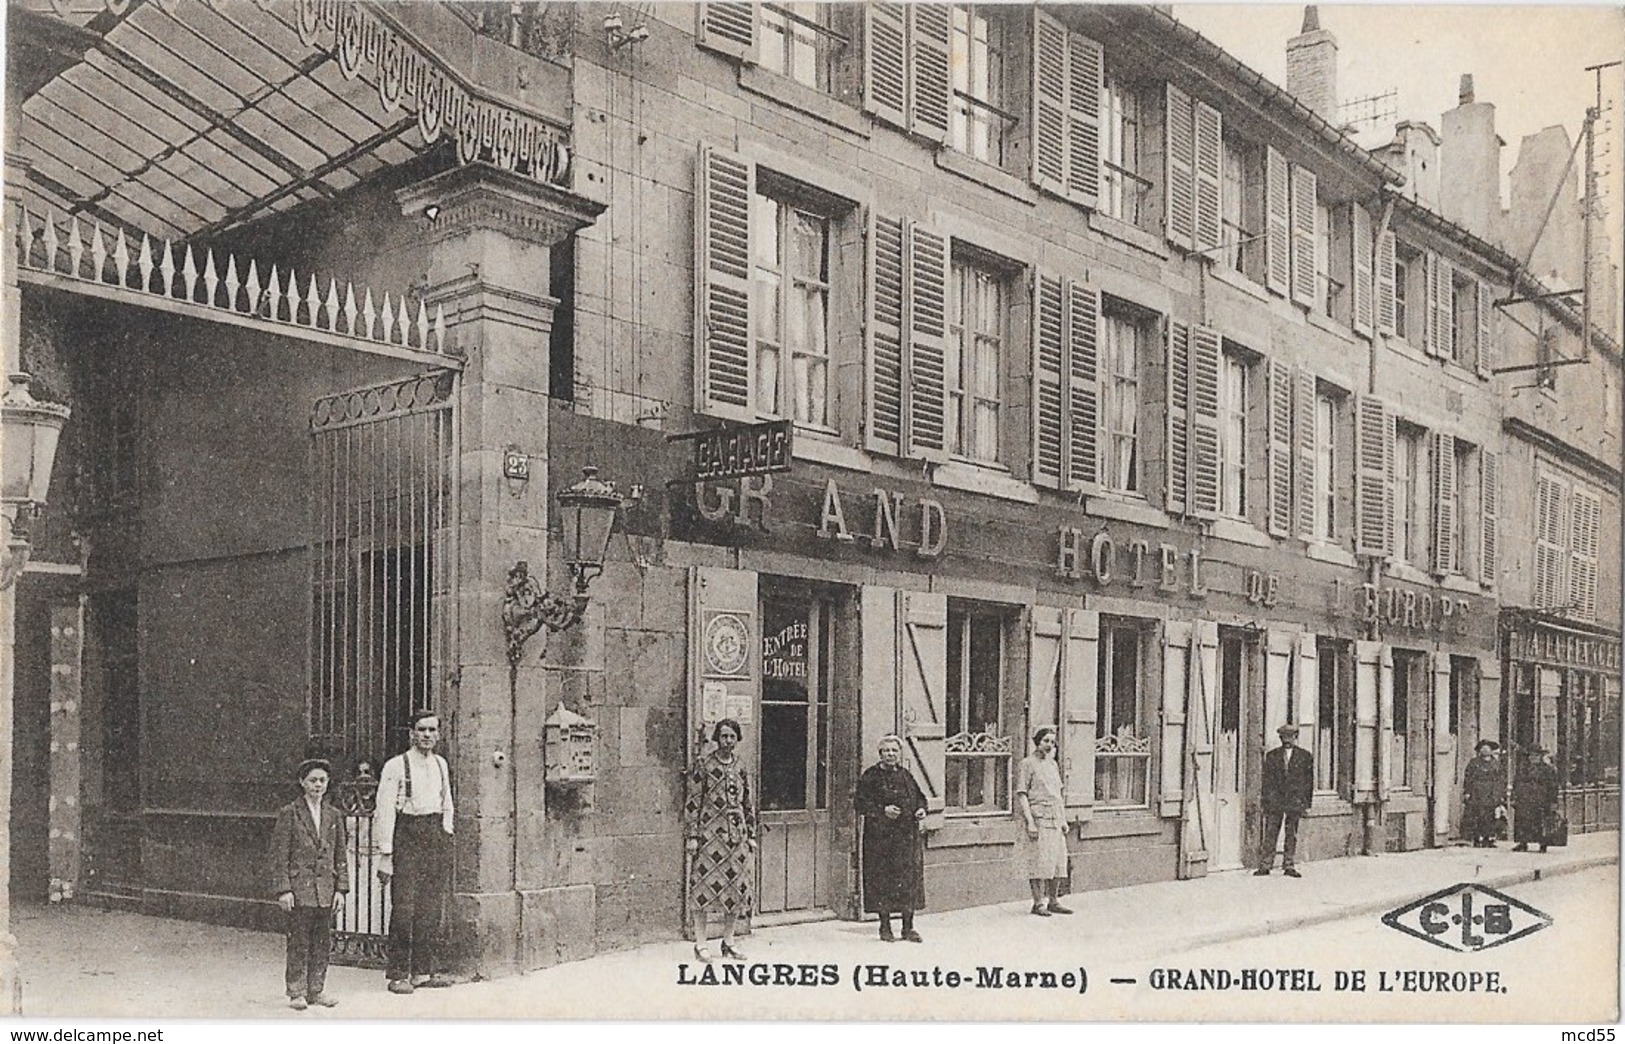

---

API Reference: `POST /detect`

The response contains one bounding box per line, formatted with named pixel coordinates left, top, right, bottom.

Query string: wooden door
left=757, top=597, right=833, bottom=915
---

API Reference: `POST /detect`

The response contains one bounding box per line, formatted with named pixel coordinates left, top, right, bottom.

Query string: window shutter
left=1535, top=474, right=1568, bottom=610
left=1383, top=409, right=1397, bottom=558
left=865, top=213, right=906, bottom=456
left=1352, top=204, right=1374, bottom=337
left=905, top=222, right=950, bottom=461
left=1477, top=279, right=1496, bottom=375
left=1434, top=256, right=1455, bottom=360
left=1030, top=10, right=1069, bottom=196
left=1064, top=283, right=1101, bottom=492
left=1570, top=487, right=1601, bottom=621
left=1065, top=31, right=1104, bottom=207
left=1354, top=395, right=1391, bottom=557
left=1264, top=629, right=1294, bottom=739
left=1165, top=320, right=1190, bottom=516
left=1376, top=645, right=1394, bottom=801
left=1293, top=367, right=1317, bottom=540
left=1431, top=432, right=1457, bottom=575
left=1421, top=253, right=1437, bottom=354
left=1159, top=621, right=1191, bottom=818
left=1061, top=608, right=1099, bottom=821
left=1295, top=632, right=1319, bottom=759
left=1188, top=326, right=1222, bottom=518
left=696, top=2, right=759, bottom=61
left=1031, top=274, right=1065, bottom=488
left=1479, top=450, right=1499, bottom=589
left=1028, top=606, right=1064, bottom=736
left=1266, top=359, right=1294, bottom=537
left=859, top=586, right=900, bottom=775
left=908, top=5, right=952, bottom=143
left=897, top=590, right=948, bottom=827
left=1376, top=230, right=1397, bottom=336
left=863, top=4, right=908, bottom=128
left=1165, top=84, right=1195, bottom=250
left=1264, top=147, right=1291, bottom=295
left=1193, top=101, right=1223, bottom=254
left=1289, top=164, right=1318, bottom=308
left=1182, top=621, right=1219, bottom=879
left=1431, top=652, right=1454, bottom=838
left=694, top=144, right=756, bottom=422
left=1354, top=640, right=1381, bottom=804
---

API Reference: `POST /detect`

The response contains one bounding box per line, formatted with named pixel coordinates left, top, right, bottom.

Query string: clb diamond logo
left=1382, top=882, right=1552, bottom=952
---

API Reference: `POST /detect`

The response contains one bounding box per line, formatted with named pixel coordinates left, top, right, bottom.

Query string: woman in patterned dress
left=684, top=718, right=757, bottom=962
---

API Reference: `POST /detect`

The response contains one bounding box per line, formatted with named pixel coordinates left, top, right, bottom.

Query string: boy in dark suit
left=271, top=759, right=349, bottom=1009
left=1255, top=723, right=1314, bottom=878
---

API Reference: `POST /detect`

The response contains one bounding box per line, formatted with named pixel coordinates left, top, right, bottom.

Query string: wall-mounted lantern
left=502, top=467, right=623, bottom=665
left=1, top=374, right=70, bottom=591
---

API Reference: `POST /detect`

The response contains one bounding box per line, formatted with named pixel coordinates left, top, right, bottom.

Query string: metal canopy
left=10, top=0, right=432, bottom=241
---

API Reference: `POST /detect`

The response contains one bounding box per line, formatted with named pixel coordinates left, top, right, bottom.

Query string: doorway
left=756, top=596, right=833, bottom=915
left=1212, top=628, right=1248, bottom=871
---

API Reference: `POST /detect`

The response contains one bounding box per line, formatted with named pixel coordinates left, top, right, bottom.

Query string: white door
left=1212, top=630, right=1247, bottom=871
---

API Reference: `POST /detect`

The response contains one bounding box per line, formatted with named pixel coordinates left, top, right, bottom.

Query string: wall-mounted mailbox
left=544, top=702, right=597, bottom=787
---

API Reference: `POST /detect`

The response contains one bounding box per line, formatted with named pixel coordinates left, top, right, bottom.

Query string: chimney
left=1440, top=71, right=1503, bottom=243
left=1286, top=6, right=1338, bottom=120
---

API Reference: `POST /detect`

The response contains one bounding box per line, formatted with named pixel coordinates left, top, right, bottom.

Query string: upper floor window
left=949, top=5, right=1009, bottom=164
left=1314, top=391, right=1338, bottom=541
left=752, top=188, right=833, bottom=429
left=758, top=4, right=836, bottom=91
left=1219, top=350, right=1250, bottom=519
left=1221, top=133, right=1262, bottom=278
left=1316, top=200, right=1337, bottom=316
left=1393, top=252, right=1412, bottom=340
left=1393, top=423, right=1426, bottom=568
left=1100, top=307, right=1142, bottom=495
left=1100, top=75, right=1146, bottom=225
left=947, top=254, right=1008, bottom=462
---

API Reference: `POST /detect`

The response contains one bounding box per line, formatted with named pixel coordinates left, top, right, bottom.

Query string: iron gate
left=308, top=370, right=457, bottom=965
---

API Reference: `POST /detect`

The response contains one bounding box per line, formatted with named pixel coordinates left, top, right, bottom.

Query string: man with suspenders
left=375, top=709, right=456, bottom=993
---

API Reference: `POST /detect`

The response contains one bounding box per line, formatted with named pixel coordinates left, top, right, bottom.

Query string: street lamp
left=1, top=373, right=71, bottom=591
left=502, top=467, right=623, bottom=665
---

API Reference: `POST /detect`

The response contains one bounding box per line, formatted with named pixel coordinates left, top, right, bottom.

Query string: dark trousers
left=285, top=905, right=333, bottom=999
left=387, top=814, right=452, bottom=981
left=1258, top=810, right=1302, bottom=870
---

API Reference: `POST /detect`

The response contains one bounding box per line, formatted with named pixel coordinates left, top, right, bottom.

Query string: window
left=945, top=605, right=1012, bottom=813
left=949, top=5, right=1009, bottom=164
left=1316, top=638, right=1353, bottom=794
left=752, top=189, right=833, bottom=428
left=1221, top=133, right=1261, bottom=278
left=759, top=4, right=836, bottom=91
left=1395, top=242, right=1425, bottom=342
left=1393, top=255, right=1410, bottom=340
left=1316, top=200, right=1336, bottom=316
left=1100, top=308, right=1144, bottom=495
left=1095, top=618, right=1151, bottom=808
left=1538, top=474, right=1602, bottom=620
left=759, top=597, right=833, bottom=812
left=947, top=255, right=1007, bottom=462
left=1452, top=439, right=1475, bottom=580
left=1390, top=651, right=1414, bottom=789
left=1450, top=272, right=1474, bottom=367
left=1314, top=392, right=1337, bottom=541
left=1393, top=424, right=1426, bottom=567
left=1559, top=672, right=1621, bottom=787
left=1219, top=350, right=1251, bottom=519
left=1100, top=74, right=1146, bottom=224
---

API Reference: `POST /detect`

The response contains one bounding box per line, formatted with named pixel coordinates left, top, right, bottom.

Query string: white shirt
left=304, top=796, right=323, bottom=834
left=373, top=748, right=455, bottom=856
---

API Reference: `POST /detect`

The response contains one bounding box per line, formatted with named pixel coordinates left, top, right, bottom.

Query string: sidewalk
left=15, top=831, right=1617, bottom=1020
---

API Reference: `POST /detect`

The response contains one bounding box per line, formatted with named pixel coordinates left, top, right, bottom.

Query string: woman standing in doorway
left=685, top=719, right=757, bottom=962
left=856, top=735, right=928, bottom=942
left=1017, top=727, right=1072, bottom=916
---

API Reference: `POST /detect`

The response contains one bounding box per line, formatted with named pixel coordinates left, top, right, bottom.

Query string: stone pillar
left=395, top=164, right=603, bottom=978
left=1, top=147, right=29, bottom=1013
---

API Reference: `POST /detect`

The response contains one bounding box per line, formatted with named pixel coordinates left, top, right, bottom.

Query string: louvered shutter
left=1477, top=279, right=1496, bottom=375
left=1295, top=632, right=1319, bottom=770
left=1182, top=621, right=1219, bottom=879
left=1421, top=253, right=1438, bottom=355
left=898, top=590, right=948, bottom=826
left=1435, top=256, right=1455, bottom=360
left=1065, top=31, right=1103, bottom=206
left=865, top=213, right=906, bottom=455
left=1479, top=450, right=1499, bottom=588
left=1570, top=487, right=1601, bottom=621
left=1160, top=621, right=1191, bottom=817
left=1293, top=367, right=1318, bottom=540
left=1165, top=321, right=1191, bottom=515
left=695, top=144, right=756, bottom=422
left=1061, top=608, right=1099, bottom=821
left=1265, top=147, right=1291, bottom=295
left=1031, top=275, right=1065, bottom=488
left=1376, top=645, right=1394, bottom=801
left=1266, top=359, right=1294, bottom=537
left=1289, top=164, right=1318, bottom=308
left=1030, top=10, right=1069, bottom=196
left=863, top=4, right=908, bottom=128
left=1432, top=652, right=1454, bottom=838
left=1189, top=326, right=1222, bottom=517
left=1065, top=283, right=1101, bottom=492
left=1193, top=101, right=1223, bottom=254
left=1431, top=432, right=1457, bottom=575
left=1165, top=84, right=1195, bottom=250
left=909, top=5, right=952, bottom=144
left=1354, top=640, right=1381, bottom=803
left=1376, top=230, right=1397, bottom=336
left=905, top=222, right=950, bottom=461
left=696, top=2, right=759, bottom=61
left=1534, top=474, right=1568, bottom=610
left=1383, top=409, right=1397, bottom=558
left=1028, top=606, right=1064, bottom=736
left=1352, top=204, right=1374, bottom=337
left=1355, top=395, right=1391, bottom=557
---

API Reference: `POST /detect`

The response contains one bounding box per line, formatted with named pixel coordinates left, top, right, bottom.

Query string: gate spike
left=42, top=214, right=59, bottom=273
left=181, top=244, right=198, bottom=301
left=396, top=298, right=410, bottom=345
left=306, top=274, right=321, bottom=330
left=66, top=217, right=83, bottom=280
left=380, top=292, right=396, bottom=342
left=324, top=278, right=341, bottom=331
left=415, top=300, right=429, bottom=350
left=224, top=254, right=241, bottom=312
left=203, top=249, right=219, bottom=307
left=112, top=228, right=130, bottom=288
left=89, top=222, right=107, bottom=284
left=137, top=234, right=154, bottom=292
left=245, top=259, right=262, bottom=315
left=343, top=282, right=358, bottom=335
left=362, top=288, right=377, bottom=340
left=159, top=238, right=176, bottom=297
left=433, top=304, right=446, bottom=352
left=285, top=267, right=299, bottom=323
left=266, top=265, right=283, bottom=322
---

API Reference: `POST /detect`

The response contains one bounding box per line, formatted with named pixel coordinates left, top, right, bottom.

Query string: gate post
left=395, top=165, right=604, bottom=978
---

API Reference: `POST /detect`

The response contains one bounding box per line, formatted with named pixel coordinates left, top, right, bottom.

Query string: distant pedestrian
left=1461, top=739, right=1506, bottom=848
left=375, top=709, right=456, bottom=993
left=1016, top=727, right=1072, bottom=917
left=684, top=718, right=757, bottom=963
left=270, top=759, right=348, bottom=1010
left=856, top=735, right=927, bottom=942
left=1255, top=723, right=1313, bottom=877
left=1512, top=745, right=1560, bottom=853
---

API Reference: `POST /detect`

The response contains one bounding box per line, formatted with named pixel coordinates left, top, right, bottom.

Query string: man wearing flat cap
left=270, top=758, right=348, bottom=1009
left=1256, top=723, right=1314, bottom=877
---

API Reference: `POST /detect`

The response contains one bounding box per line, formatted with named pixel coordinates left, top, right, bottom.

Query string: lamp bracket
left=503, top=560, right=590, bottom=666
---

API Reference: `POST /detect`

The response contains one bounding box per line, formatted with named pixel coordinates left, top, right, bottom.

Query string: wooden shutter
left=1293, top=367, right=1318, bottom=540
left=1479, top=450, right=1499, bottom=588
left=1165, top=84, right=1195, bottom=250
left=1535, top=474, right=1568, bottom=610
left=1028, top=606, right=1064, bottom=736
left=1383, top=409, right=1397, bottom=557
left=1064, top=284, right=1101, bottom=492
left=863, top=4, right=908, bottom=128
left=1061, top=608, right=1099, bottom=821
left=1188, top=325, right=1222, bottom=517
left=1431, top=432, right=1457, bottom=575
left=865, top=213, right=906, bottom=455
left=1355, top=395, right=1392, bottom=557
left=1295, top=632, right=1319, bottom=767
left=1065, top=31, right=1104, bottom=206
left=897, top=590, right=948, bottom=826
left=696, top=2, right=759, bottom=61
left=1031, top=275, right=1065, bottom=488
left=1570, top=486, right=1601, bottom=621
left=908, top=5, right=952, bottom=144
left=905, top=222, right=950, bottom=461
left=1432, top=652, right=1454, bottom=838
left=1030, top=10, right=1069, bottom=196
left=1289, top=164, right=1318, bottom=308
left=690, top=566, right=759, bottom=757
left=859, top=586, right=899, bottom=773
left=1376, top=645, right=1394, bottom=801
left=1435, top=256, right=1455, bottom=360
left=1159, top=621, right=1191, bottom=817
left=695, top=144, right=755, bottom=422
left=1264, top=629, right=1294, bottom=740
left=1182, top=621, right=1220, bottom=879
left=1265, top=146, right=1291, bottom=295
left=1193, top=101, right=1223, bottom=254
left=1376, top=230, right=1397, bottom=336
left=1354, top=640, right=1381, bottom=803
left=1477, top=279, right=1496, bottom=375
left=1352, top=203, right=1374, bottom=337
left=1421, top=253, right=1437, bottom=354
left=1266, top=359, right=1294, bottom=537
left=1165, top=321, right=1191, bottom=515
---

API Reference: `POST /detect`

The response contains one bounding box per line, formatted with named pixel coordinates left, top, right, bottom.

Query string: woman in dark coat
left=1461, top=740, right=1506, bottom=848
left=1512, top=745, right=1560, bottom=853
left=855, top=734, right=927, bottom=943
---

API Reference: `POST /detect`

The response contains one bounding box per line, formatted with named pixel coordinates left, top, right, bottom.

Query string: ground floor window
left=1391, top=650, right=1430, bottom=790
left=759, top=597, right=833, bottom=812
left=1316, top=638, right=1352, bottom=794
left=945, top=603, right=1012, bottom=814
left=1096, top=617, right=1152, bottom=808
left=1558, top=670, right=1621, bottom=789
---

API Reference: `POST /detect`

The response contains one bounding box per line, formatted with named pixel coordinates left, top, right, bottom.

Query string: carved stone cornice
left=396, top=163, right=605, bottom=249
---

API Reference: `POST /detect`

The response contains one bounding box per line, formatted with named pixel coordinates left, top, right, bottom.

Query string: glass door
left=756, top=596, right=832, bottom=914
